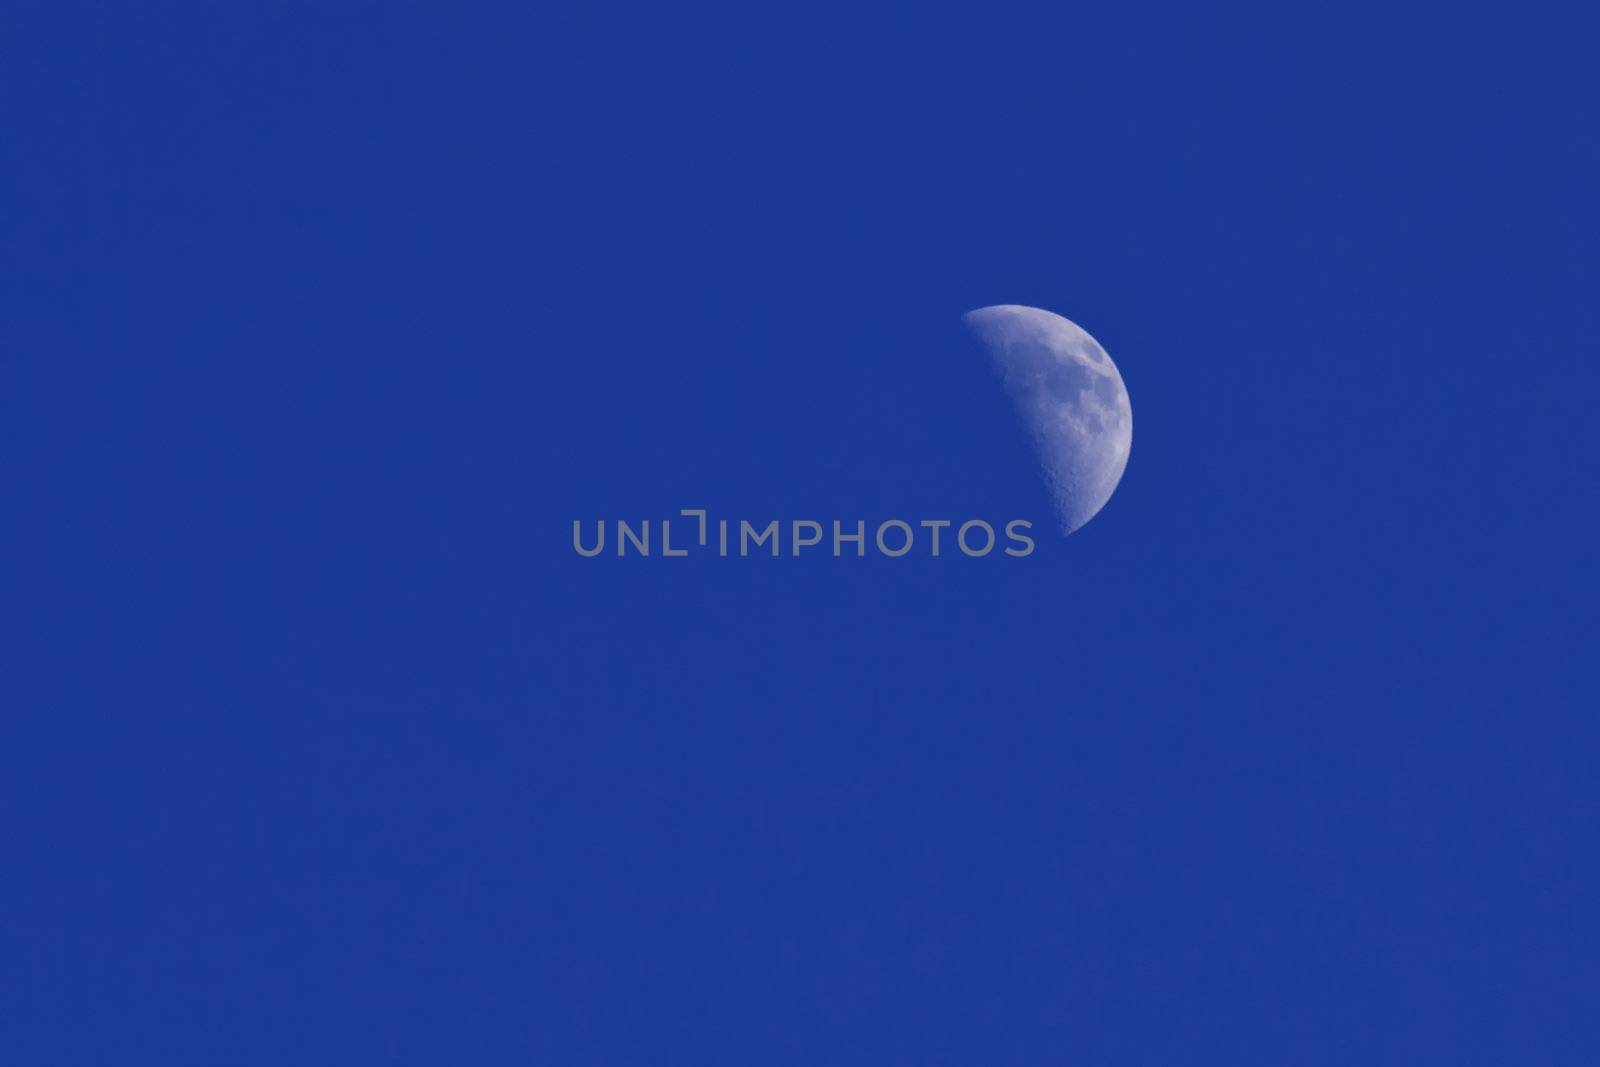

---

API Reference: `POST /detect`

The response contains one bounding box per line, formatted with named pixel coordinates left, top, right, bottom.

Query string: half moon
left=964, top=305, right=1132, bottom=534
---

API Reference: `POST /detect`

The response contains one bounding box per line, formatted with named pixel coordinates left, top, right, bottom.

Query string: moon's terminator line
left=964, top=305, right=1132, bottom=534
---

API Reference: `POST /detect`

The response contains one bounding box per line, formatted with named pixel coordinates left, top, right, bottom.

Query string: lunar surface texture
left=964, top=304, right=1132, bottom=534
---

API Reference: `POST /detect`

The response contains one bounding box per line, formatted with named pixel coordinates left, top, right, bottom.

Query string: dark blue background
left=5, top=2, right=1596, bottom=1062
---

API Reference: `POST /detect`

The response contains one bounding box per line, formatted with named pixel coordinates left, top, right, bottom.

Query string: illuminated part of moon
left=964, top=305, right=1132, bottom=534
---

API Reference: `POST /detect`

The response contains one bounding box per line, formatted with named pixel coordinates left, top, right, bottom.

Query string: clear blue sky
left=4, top=2, right=1597, bottom=1063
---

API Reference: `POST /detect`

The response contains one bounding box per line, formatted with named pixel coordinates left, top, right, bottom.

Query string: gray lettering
left=833, top=519, right=865, bottom=557
left=662, top=519, right=687, bottom=556
left=958, top=519, right=994, bottom=557
left=920, top=519, right=951, bottom=556
left=680, top=508, right=708, bottom=545
left=617, top=519, right=650, bottom=556
left=741, top=520, right=778, bottom=556
left=876, top=519, right=913, bottom=557
left=792, top=520, right=822, bottom=555
left=573, top=520, right=605, bottom=557
left=1004, top=519, right=1035, bottom=557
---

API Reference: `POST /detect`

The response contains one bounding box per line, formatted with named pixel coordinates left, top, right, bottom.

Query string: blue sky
left=4, top=2, right=1597, bottom=1063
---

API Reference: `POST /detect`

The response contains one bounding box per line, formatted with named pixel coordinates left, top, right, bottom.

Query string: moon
left=964, top=305, right=1132, bottom=534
